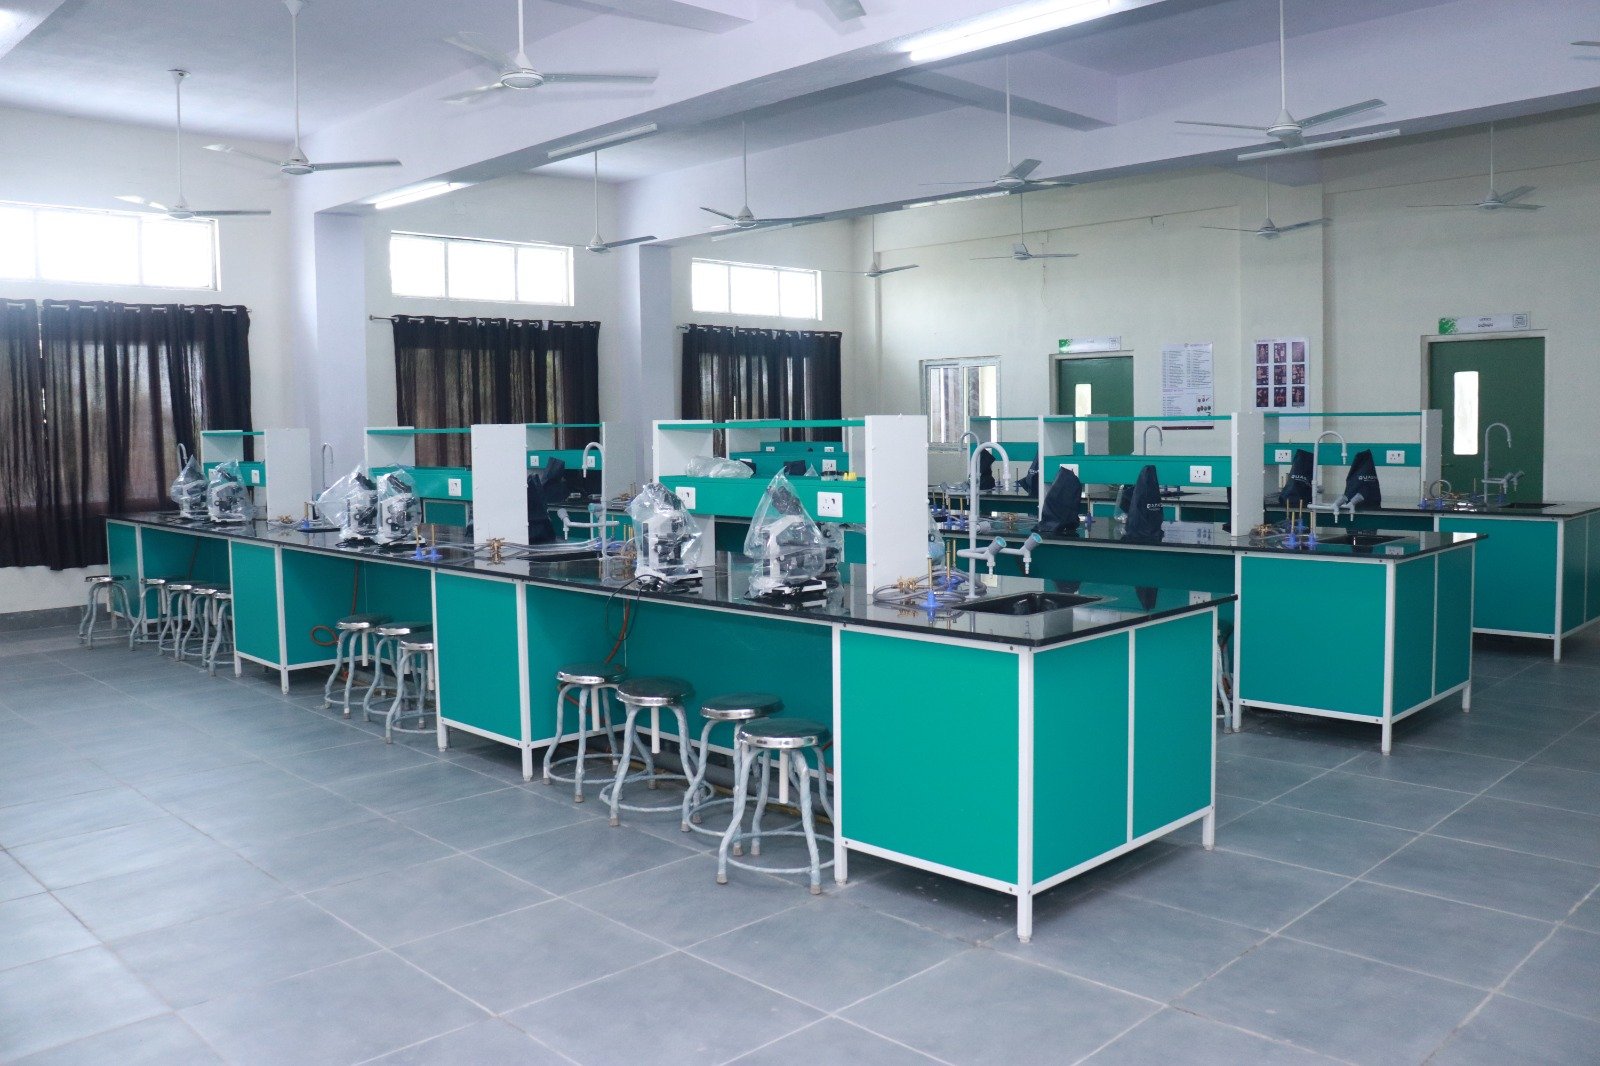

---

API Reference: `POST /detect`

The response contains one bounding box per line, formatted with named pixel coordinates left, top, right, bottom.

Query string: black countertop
left=115, top=512, right=1233, bottom=649
left=1031, top=519, right=1481, bottom=561
left=1076, top=490, right=1599, bottom=521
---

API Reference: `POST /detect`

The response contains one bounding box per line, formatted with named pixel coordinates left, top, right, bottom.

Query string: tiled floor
left=2, top=623, right=1598, bottom=1065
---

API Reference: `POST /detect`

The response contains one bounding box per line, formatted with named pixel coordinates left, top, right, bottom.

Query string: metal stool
left=599, top=676, right=700, bottom=827
left=681, top=692, right=783, bottom=835
left=128, top=576, right=169, bottom=649
left=79, top=575, right=131, bottom=647
left=205, top=591, right=235, bottom=676
left=717, top=718, right=834, bottom=895
left=157, top=581, right=196, bottom=656
left=383, top=630, right=437, bottom=743
left=544, top=661, right=627, bottom=802
left=360, top=621, right=431, bottom=722
left=322, top=613, right=391, bottom=716
left=178, top=585, right=221, bottom=662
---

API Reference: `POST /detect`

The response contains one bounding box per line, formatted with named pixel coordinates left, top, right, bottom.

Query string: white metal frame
left=922, top=356, right=1000, bottom=450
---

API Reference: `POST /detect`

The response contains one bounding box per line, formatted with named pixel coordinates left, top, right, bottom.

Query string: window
left=923, top=358, right=998, bottom=447
left=0, top=201, right=218, bottom=290
left=389, top=232, right=574, bottom=306
left=690, top=258, right=821, bottom=320
left=1453, top=370, right=1480, bottom=455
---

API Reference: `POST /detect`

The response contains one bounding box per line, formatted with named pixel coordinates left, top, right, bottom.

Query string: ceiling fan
left=824, top=217, right=918, bottom=277
left=584, top=152, right=656, bottom=254
left=444, top=0, right=657, bottom=104
left=1177, top=0, right=1399, bottom=161
left=702, top=123, right=824, bottom=237
left=1202, top=164, right=1325, bottom=238
left=118, top=71, right=270, bottom=220
left=973, top=195, right=1077, bottom=263
left=205, top=0, right=400, bottom=176
left=1573, top=40, right=1600, bottom=47
left=925, top=56, right=1074, bottom=194
left=1411, top=123, right=1543, bottom=212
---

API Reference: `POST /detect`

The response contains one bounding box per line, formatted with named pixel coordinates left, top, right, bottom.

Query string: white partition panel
left=472, top=423, right=533, bottom=544
left=863, top=415, right=930, bottom=593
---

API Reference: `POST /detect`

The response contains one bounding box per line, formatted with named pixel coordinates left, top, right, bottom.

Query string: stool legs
left=716, top=744, right=756, bottom=883
left=384, top=646, right=435, bottom=743
left=205, top=600, right=234, bottom=677
left=680, top=719, right=718, bottom=831
left=717, top=740, right=830, bottom=894
left=361, top=636, right=397, bottom=723
left=544, top=683, right=619, bottom=802
left=606, top=703, right=694, bottom=827
left=79, top=582, right=129, bottom=647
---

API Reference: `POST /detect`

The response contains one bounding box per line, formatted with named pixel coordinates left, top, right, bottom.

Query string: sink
left=960, top=592, right=1103, bottom=616
left=1320, top=533, right=1408, bottom=549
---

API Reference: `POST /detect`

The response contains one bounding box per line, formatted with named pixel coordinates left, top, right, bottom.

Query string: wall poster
left=1160, top=342, right=1214, bottom=417
left=1253, top=337, right=1309, bottom=410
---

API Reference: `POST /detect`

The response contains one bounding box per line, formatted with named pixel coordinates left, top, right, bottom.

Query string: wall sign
left=1253, top=337, right=1310, bottom=410
left=1058, top=336, right=1123, bottom=354
left=1438, top=313, right=1530, bottom=335
left=1160, top=342, right=1214, bottom=417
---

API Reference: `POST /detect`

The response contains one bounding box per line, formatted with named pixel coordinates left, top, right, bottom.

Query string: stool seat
left=375, top=620, right=429, bottom=638
left=700, top=692, right=783, bottom=722
left=740, top=718, right=829, bottom=751
left=85, top=574, right=116, bottom=584
left=167, top=581, right=195, bottom=592
left=398, top=633, right=435, bottom=652
left=336, top=613, right=389, bottom=631
left=616, top=676, right=693, bottom=707
left=557, top=661, right=625, bottom=687
left=142, top=577, right=169, bottom=586
left=213, top=590, right=233, bottom=601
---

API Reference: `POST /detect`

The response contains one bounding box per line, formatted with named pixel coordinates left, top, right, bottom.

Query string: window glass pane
left=777, top=269, right=818, bottom=319
left=729, top=264, right=780, bottom=317
left=390, top=235, right=445, bottom=297
left=974, top=364, right=998, bottom=419
left=0, top=205, right=34, bottom=278
left=141, top=218, right=215, bottom=289
left=1074, top=383, right=1093, bottom=445
left=446, top=239, right=516, bottom=301
left=1453, top=371, right=1480, bottom=455
left=36, top=209, right=138, bottom=285
left=691, top=261, right=730, bottom=314
left=516, top=244, right=571, bottom=305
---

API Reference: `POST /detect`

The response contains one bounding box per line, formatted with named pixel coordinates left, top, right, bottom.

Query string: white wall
left=0, top=106, right=292, bottom=611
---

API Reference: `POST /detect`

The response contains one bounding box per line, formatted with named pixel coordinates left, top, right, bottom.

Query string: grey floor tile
left=509, top=951, right=820, bottom=1066
left=1503, top=926, right=1600, bottom=1020
left=0, top=786, right=165, bottom=848
left=54, top=850, right=288, bottom=940
left=842, top=949, right=1156, bottom=1066
left=1215, top=753, right=1329, bottom=801
left=834, top=864, right=1020, bottom=943
left=1109, top=846, right=1350, bottom=932
left=367, top=1018, right=570, bottom=1065
left=239, top=817, right=453, bottom=892
left=112, top=895, right=378, bottom=1010
left=1431, top=993, right=1600, bottom=1065
left=308, top=853, right=551, bottom=947
left=1434, top=797, right=1600, bottom=867
left=0, top=851, right=42, bottom=902
left=693, top=898, right=965, bottom=1012
left=1487, top=763, right=1600, bottom=817
left=1218, top=802, right=1418, bottom=876
left=0, top=893, right=98, bottom=971
left=9, top=815, right=222, bottom=890
left=268, top=738, right=437, bottom=785
left=0, top=759, right=108, bottom=808
left=396, top=898, right=667, bottom=1013
left=1219, top=731, right=1361, bottom=769
left=1179, top=937, right=1484, bottom=1065
left=181, top=950, right=485, bottom=1066
left=1364, top=834, right=1600, bottom=921
left=1532, top=733, right=1600, bottom=775
left=0, top=948, right=167, bottom=1061
left=10, top=1013, right=222, bottom=1066
left=473, top=818, right=693, bottom=896
left=1339, top=746, right=1520, bottom=793
left=1083, top=1007, right=1339, bottom=1065
left=731, top=1018, right=938, bottom=1065
left=573, top=852, right=807, bottom=948
left=327, top=761, right=508, bottom=814
left=402, top=786, right=595, bottom=851
left=135, top=761, right=308, bottom=814
left=1275, top=771, right=1473, bottom=831
left=178, top=785, right=374, bottom=850
left=1286, top=881, right=1552, bottom=988
left=1402, top=717, right=1565, bottom=761
left=996, top=889, right=1266, bottom=1000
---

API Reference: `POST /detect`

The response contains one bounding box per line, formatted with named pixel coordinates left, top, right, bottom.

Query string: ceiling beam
left=897, top=71, right=1109, bottom=131
left=542, top=0, right=754, bottom=33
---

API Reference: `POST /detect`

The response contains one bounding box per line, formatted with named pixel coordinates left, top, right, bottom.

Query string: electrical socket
left=816, top=491, right=844, bottom=518
left=249, top=469, right=261, bottom=485
left=583, top=454, right=597, bottom=469
left=529, top=454, right=541, bottom=468
left=677, top=486, right=696, bottom=509
left=1190, top=465, right=1213, bottom=484
left=1386, top=449, right=1406, bottom=464
left=446, top=477, right=463, bottom=497
left=1274, top=448, right=1293, bottom=463
left=821, top=459, right=837, bottom=472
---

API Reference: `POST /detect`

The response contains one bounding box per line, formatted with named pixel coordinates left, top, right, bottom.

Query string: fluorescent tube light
left=904, top=0, right=1113, bottom=63
left=547, top=123, right=659, bottom=160
left=371, top=181, right=469, bottom=211
left=903, top=191, right=1010, bottom=209
left=1237, top=129, right=1401, bottom=161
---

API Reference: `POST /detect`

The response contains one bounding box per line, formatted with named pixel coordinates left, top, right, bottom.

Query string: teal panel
left=841, top=630, right=1019, bottom=884
left=138, top=527, right=230, bottom=586
left=279, top=550, right=360, bottom=667
left=1240, top=555, right=1387, bottom=716
left=1434, top=546, right=1474, bottom=692
left=421, top=500, right=470, bottom=528
left=229, top=542, right=282, bottom=665
left=528, top=450, right=601, bottom=472
left=372, top=465, right=472, bottom=503
left=1263, top=442, right=1421, bottom=467
left=436, top=572, right=523, bottom=741
left=1131, top=611, right=1215, bottom=839
left=105, top=522, right=140, bottom=612
left=1437, top=516, right=1558, bottom=636
left=1589, top=515, right=1600, bottom=623
left=1070, top=455, right=1233, bottom=489
left=660, top=475, right=863, bottom=524
left=1392, top=557, right=1436, bottom=713
left=1032, top=633, right=1128, bottom=880
left=1562, top=518, right=1585, bottom=634
left=356, top=561, right=433, bottom=626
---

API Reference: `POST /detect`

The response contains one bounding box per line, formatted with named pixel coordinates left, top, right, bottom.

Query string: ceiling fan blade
left=444, top=33, right=513, bottom=73
left=972, top=255, right=1020, bottom=261
left=1029, top=253, right=1078, bottom=259
left=115, top=195, right=166, bottom=211
left=443, top=83, right=506, bottom=104
left=305, top=159, right=403, bottom=172
left=1005, top=159, right=1042, bottom=181
left=1024, top=179, right=1076, bottom=189
left=1498, top=185, right=1536, bottom=203
left=189, top=209, right=273, bottom=217
left=1199, top=225, right=1258, bottom=232
left=1176, top=120, right=1273, bottom=132
left=1410, top=203, right=1476, bottom=209
left=823, top=0, right=866, bottom=19
left=1237, top=129, right=1401, bottom=160
left=593, top=234, right=656, bottom=250
left=1572, top=40, right=1600, bottom=46
left=1297, top=99, right=1385, bottom=128
left=1498, top=202, right=1543, bottom=210
left=205, top=144, right=282, bottom=166
left=758, top=215, right=825, bottom=225
left=541, top=72, right=658, bottom=84
left=701, top=206, right=739, bottom=221
left=873, top=264, right=919, bottom=275
left=711, top=224, right=794, bottom=241
left=919, top=181, right=993, bottom=187
left=1273, top=218, right=1329, bottom=232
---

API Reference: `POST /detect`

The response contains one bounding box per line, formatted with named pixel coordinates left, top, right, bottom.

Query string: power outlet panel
left=529, top=454, right=541, bottom=468
left=676, top=485, right=696, bottom=510
left=583, top=454, right=597, bottom=469
left=446, top=477, right=463, bottom=498
left=1274, top=448, right=1293, bottom=463
left=816, top=491, right=844, bottom=518
left=249, top=469, right=261, bottom=485
left=1190, top=465, right=1214, bottom=485
left=1386, top=449, right=1406, bottom=464
left=821, top=458, right=838, bottom=473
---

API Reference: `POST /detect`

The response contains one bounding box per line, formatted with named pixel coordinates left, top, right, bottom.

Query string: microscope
left=628, top=483, right=703, bottom=590
left=205, top=461, right=252, bottom=524
left=374, top=470, right=419, bottom=546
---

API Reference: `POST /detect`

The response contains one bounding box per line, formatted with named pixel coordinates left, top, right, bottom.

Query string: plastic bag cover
left=743, top=471, right=826, bottom=581
left=685, top=456, right=754, bottom=478
left=627, top=482, right=704, bottom=575
left=170, top=455, right=206, bottom=516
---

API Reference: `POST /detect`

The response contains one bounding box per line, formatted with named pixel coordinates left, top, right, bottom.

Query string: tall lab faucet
left=1142, top=425, right=1165, bottom=455
left=962, top=441, right=1010, bottom=597
left=1482, top=423, right=1512, bottom=501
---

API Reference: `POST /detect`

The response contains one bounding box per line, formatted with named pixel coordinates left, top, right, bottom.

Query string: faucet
left=582, top=441, right=610, bottom=557
left=1305, top=431, right=1349, bottom=519
left=1142, top=425, right=1164, bottom=455
left=958, top=441, right=1010, bottom=597
left=1482, top=423, right=1513, bottom=501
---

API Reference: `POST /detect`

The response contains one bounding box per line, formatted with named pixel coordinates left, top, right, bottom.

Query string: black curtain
left=679, top=324, right=843, bottom=442
left=392, top=316, right=601, bottom=465
left=35, top=302, right=252, bottom=570
left=0, top=301, right=47, bottom=568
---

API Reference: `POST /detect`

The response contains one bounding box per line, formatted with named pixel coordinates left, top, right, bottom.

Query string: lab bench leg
left=834, top=842, right=848, bottom=885
left=1202, top=810, right=1216, bottom=851
left=1462, top=682, right=1472, bottom=712
left=436, top=718, right=449, bottom=751
left=279, top=667, right=290, bottom=695
left=1381, top=719, right=1393, bottom=756
left=1231, top=694, right=1243, bottom=733
left=1016, top=892, right=1033, bottom=943
left=521, top=745, right=534, bottom=783
left=1553, top=633, right=1563, bottom=662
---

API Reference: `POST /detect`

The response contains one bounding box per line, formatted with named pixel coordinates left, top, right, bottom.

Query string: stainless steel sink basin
left=961, top=592, right=1103, bottom=616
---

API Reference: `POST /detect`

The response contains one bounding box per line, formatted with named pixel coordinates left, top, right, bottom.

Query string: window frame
left=689, top=257, right=823, bottom=321
left=921, top=356, right=1001, bottom=451
left=388, top=230, right=576, bottom=307
left=0, top=199, right=220, bottom=292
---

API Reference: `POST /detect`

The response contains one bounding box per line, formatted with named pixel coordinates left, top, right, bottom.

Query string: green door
left=1427, top=338, right=1545, bottom=501
left=1056, top=356, right=1134, bottom=455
